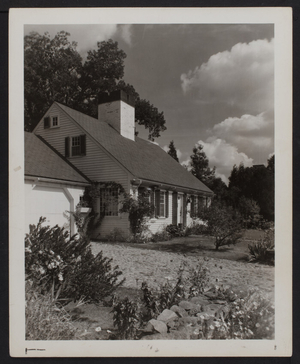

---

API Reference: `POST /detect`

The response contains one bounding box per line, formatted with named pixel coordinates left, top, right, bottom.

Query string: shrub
left=165, top=224, right=184, bottom=238
left=248, top=227, right=274, bottom=265
left=151, top=228, right=171, bottom=243
left=105, top=227, right=126, bottom=242
left=199, top=202, right=243, bottom=250
left=112, top=296, right=141, bottom=339
left=120, top=192, right=154, bottom=237
left=25, top=217, right=124, bottom=304
left=25, top=282, right=78, bottom=340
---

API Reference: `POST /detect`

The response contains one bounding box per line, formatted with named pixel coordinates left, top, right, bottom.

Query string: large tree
left=167, top=140, right=179, bottom=162
left=24, top=31, right=166, bottom=140
left=228, top=160, right=274, bottom=221
left=190, top=144, right=216, bottom=186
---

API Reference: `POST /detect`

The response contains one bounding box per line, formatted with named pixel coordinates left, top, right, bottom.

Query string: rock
left=167, top=319, right=180, bottom=330
left=170, top=305, right=188, bottom=317
left=143, top=321, right=155, bottom=333
left=190, top=296, right=210, bottom=306
left=157, top=309, right=178, bottom=323
left=179, top=316, right=199, bottom=327
left=204, top=291, right=217, bottom=299
left=189, top=304, right=202, bottom=316
left=179, top=300, right=199, bottom=311
left=149, top=319, right=168, bottom=334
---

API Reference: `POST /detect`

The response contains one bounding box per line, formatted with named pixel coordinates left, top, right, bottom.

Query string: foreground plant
left=25, top=217, right=124, bottom=304
left=25, top=282, right=78, bottom=340
left=112, top=296, right=141, bottom=340
left=248, top=227, right=275, bottom=265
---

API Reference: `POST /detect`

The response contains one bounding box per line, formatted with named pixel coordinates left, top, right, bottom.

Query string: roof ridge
left=35, top=134, right=91, bottom=183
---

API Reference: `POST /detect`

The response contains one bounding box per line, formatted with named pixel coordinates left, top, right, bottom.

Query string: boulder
left=178, top=300, right=197, bottom=311
left=178, top=316, right=199, bottom=327
left=170, top=305, right=188, bottom=317
left=190, top=296, right=210, bottom=306
left=201, top=303, right=222, bottom=318
left=149, top=319, right=168, bottom=334
left=157, top=309, right=178, bottom=324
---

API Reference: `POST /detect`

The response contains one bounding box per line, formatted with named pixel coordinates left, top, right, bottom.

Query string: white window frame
left=51, top=115, right=59, bottom=128
left=159, top=190, right=166, bottom=217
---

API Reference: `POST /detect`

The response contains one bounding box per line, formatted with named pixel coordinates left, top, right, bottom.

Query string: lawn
left=64, top=230, right=274, bottom=340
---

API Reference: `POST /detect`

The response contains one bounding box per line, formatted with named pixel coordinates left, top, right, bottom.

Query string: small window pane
left=100, top=188, right=118, bottom=216
left=52, top=116, right=58, bottom=126
left=72, top=136, right=81, bottom=156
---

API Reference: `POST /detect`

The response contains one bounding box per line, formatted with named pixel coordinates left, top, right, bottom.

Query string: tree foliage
left=167, top=140, right=179, bottom=162
left=199, top=202, right=243, bottom=250
left=228, top=160, right=274, bottom=221
left=190, top=144, right=216, bottom=185
left=24, top=31, right=166, bottom=140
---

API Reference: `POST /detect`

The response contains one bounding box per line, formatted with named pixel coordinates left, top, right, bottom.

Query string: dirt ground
left=67, top=232, right=274, bottom=339
left=91, top=231, right=274, bottom=301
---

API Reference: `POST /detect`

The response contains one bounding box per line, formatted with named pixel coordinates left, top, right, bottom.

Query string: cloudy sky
left=25, top=23, right=274, bottom=183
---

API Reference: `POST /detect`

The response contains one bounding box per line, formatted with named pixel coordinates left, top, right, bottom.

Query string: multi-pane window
left=72, top=136, right=81, bottom=156
left=100, top=188, right=119, bottom=216
left=159, top=191, right=166, bottom=216
left=52, top=116, right=58, bottom=127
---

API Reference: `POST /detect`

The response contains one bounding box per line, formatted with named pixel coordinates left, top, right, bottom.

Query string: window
left=65, top=135, right=86, bottom=157
left=52, top=116, right=58, bottom=127
left=43, top=115, right=59, bottom=128
left=72, top=136, right=81, bottom=156
left=159, top=191, right=166, bottom=217
left=100, top=188, right=118, bottom=216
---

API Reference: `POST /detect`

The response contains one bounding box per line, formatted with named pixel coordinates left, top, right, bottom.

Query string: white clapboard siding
left=147, top=192, right=173, bottom=234
left=34, top=103, right=130, bottom=237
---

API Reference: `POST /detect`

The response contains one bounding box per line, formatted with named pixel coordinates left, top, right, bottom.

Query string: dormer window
left=43, top=115, right=59, bottom=128
left=65, top=135, right=86, bottom=157
left=52, top=116, right=59, bottom=127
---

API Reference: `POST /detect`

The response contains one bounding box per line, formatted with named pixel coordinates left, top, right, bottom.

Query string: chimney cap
left=98, top=90, right=135, bottom=107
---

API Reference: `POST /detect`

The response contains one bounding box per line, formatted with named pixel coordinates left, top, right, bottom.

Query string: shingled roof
left=25, top=132, right=90, bottom=184
left=55, top=102, right=213, bottom=194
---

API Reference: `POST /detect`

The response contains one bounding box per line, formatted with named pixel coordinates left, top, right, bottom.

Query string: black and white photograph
left=9, top=7, right=292, bottom=357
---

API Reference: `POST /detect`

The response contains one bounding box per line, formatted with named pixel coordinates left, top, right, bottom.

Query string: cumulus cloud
left=209, top=110, right=274, bottom=160
left=196, top=139, right=253, bottom=184
left=119, top=24, right=133, bottom=45
left=181, top=38, right=274, bottom=114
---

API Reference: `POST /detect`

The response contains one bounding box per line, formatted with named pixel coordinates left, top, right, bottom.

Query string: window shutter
left=155, top=190, right=160, bottom=217
left=65, top=137, right=70, bottom=157
left=172, top=192, right=178, bottom=225
left=183, top=194, right=187, bottom=227
left=190, top=195, right=195, bottom=218
left=44, top=116, right=50, bottom=129
left=150, top=190, right=155, bottom=217
left=80, top=135, right=86, bottom=156
left=165, top=191, right=169, bottom=218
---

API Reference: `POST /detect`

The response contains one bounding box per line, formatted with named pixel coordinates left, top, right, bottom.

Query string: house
left=30, top=90, right=213, bottom=239
left=25, top=131, right=90, bottom=235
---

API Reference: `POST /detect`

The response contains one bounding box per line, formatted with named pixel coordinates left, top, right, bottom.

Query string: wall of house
left=34, top=103, right=130, bottom=239
left=25, top=179, right=85, bottom=236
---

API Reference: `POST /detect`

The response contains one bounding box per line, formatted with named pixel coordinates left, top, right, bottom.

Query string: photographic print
left=9, top=7, right=292, bottom=357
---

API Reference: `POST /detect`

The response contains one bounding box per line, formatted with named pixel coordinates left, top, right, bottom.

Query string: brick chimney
left=98, top=90, right=135, bottom=141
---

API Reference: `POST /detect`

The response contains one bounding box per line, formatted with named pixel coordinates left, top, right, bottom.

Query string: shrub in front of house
left=25, top=217, right=125, bottom=305
left=198, top=202, right=243, bottom=250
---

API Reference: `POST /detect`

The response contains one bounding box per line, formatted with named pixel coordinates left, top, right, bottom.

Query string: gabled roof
left=55, top=102, right=213, bottom=194
left=25, top=132, right=90, bottom=184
